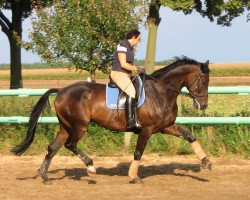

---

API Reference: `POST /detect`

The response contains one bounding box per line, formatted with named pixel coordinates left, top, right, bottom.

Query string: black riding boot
left=125, top=95, right=141, bottom=131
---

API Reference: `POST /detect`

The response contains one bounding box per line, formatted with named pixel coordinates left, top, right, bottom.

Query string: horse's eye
left=201, top=75, right=209, bottom=85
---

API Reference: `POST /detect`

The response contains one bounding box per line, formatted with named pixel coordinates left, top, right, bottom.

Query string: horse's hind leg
left=38, top=125, right=68, bottom=182
left=64, top=125, right=96, bottom=175
left=162, top=124, right=212, bottom=170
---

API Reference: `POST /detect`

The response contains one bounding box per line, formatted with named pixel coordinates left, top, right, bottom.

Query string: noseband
left=187, top=71, right=209, bottom=99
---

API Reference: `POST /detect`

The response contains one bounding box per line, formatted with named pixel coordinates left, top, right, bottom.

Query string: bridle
left=185, top=71, right=209, bottom=109
left=186, top=71, right=209, bottom=99
left=143, top=70, right=209, bottom=101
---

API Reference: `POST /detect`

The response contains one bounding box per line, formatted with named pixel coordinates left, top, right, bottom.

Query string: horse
left=11, top=57, right=212, bottom=184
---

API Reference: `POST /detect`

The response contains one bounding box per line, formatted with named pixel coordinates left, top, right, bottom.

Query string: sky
left=0, top=6, right=250, bottom=64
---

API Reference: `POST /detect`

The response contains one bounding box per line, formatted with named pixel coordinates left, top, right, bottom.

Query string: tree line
left=0, top=59, right=174, bottom=70
left=0, top=0, right=249, bottom=88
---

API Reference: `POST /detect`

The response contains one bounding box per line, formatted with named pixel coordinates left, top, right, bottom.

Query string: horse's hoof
left=87, top=165, right=96, bottom=176
left=43, top=180, right=53, bottom=185
left=201, top=157, right=212, bottom=171
left=38, top=171, right=50, bottom=182
left=129, top=177, right=142, bottom=184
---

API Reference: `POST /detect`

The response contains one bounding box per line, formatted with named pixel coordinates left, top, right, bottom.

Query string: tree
left=0, top=0, right=53, bottom=89
left=24, top=0, right=143, bottom=80
left=144, top=0, right=250, bottom=74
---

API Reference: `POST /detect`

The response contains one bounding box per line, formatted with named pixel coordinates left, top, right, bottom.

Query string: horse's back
left=53, top=81, right=128, bottom=131
left=54, top=81, right=106, bottom=112
left=58, top=81, right=105, bottom=97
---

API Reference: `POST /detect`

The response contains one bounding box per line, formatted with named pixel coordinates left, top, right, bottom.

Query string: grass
left=178, top=94, right=250, bottom=116
left=209, top=67, right=250, bottom=76
left=0, top=95, right=249, bottom=158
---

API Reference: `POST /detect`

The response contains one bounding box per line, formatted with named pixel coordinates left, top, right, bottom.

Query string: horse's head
left=149, top=57, right=210, bottom=110
left=185, top=60, right=210, bottom=110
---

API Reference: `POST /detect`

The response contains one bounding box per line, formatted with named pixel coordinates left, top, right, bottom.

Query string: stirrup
left=127, top=119, right=141, bottom=131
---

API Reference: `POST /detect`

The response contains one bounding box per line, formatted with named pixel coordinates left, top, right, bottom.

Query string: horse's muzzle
left=201, top=104, right=208, bottom=109
left=193, top=100, right=207, bottom=110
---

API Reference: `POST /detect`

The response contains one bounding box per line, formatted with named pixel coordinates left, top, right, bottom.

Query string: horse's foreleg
left=38, top=126, right=69, bottom=182
left=128, top=130, right=151, bottom=184
left=162, top=124, right=212, bottom=170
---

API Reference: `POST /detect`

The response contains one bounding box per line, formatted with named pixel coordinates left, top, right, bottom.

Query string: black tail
left=11, top=88, right=60, bottom=156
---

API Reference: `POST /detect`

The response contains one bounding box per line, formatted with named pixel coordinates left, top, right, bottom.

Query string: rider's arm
left=118, top=52, right=138, bottom=72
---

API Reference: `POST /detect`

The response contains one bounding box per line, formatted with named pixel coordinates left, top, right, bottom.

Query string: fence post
left=124, top=132, right=133, bottom=148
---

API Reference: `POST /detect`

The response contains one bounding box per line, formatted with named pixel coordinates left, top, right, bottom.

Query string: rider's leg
left=125, top=95, right=141, bottom=130
left=110, top=71, right=141, bottom=130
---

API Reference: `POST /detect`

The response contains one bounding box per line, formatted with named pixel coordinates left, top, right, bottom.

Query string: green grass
left=0, top=95, right=249, bottom=157
left=210, top=67, right=250, bottom=76
left=178, top=94, right=250, bottom=116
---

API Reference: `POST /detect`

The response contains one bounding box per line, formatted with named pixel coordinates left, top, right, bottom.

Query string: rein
left=142, top=73, right=192, bottom=98
left=142, top=71, right=208, bottom=100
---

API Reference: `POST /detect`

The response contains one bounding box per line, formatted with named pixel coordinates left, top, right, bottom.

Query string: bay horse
left=11, top=57, right=212, bottom=183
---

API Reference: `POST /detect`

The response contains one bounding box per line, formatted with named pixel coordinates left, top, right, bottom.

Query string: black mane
left=150, top=56, right=209, bottom=78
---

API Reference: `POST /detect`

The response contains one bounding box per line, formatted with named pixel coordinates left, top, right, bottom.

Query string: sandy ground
left=0, top=155, right=249, bottom=200
left=1, top=67, right=250, bottom=88
left=0, top=76, right=250, bottom=89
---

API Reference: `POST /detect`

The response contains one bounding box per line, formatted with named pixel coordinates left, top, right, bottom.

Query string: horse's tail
left=11, top=88, right=60, bottom=156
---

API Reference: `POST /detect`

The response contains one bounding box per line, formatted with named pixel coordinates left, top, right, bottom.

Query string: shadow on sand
left=17, top=162, right=209, bottom=183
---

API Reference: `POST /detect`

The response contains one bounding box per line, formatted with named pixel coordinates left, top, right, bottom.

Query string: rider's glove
left=137, top=67, right=145, bottom=74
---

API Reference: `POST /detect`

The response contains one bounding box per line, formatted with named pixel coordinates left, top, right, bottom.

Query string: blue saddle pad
left=106, top=76, right=145, bottom=109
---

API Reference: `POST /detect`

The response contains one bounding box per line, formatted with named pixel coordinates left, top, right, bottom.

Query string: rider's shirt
left=112, top=39, right=134, bottom=74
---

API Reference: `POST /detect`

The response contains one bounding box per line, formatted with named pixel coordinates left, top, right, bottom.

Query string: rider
left=110, top=29, right=144, bottom=131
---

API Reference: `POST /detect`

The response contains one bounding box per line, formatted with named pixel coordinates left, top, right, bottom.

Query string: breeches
left=110, top=71, right=136, bottom=98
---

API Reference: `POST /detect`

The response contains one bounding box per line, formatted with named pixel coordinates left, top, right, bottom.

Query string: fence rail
left=0, top=116, right=249, bottom=125
left=0, top=86, right=249, bottom=96
left=0, top=87, right=249, bottom=125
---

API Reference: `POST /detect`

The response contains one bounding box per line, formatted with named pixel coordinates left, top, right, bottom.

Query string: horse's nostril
left=202, top=104, right=207, bottom=109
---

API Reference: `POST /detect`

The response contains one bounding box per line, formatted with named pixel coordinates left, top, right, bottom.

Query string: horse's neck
left=149, top=68, right=189, bottom=106
left=159, top=72, right=185, bottom=95
left=144, top=74, right=184, bottom=109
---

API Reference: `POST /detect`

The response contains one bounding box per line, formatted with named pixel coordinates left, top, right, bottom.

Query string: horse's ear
left=204, top=60, right=209, bottom=66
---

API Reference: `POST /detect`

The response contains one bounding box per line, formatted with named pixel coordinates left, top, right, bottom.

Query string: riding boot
left=125, top=95, right=141, bottom=131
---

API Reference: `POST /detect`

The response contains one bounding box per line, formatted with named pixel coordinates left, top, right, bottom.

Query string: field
left=0, top=63, right=249, bottom=199
left=0, top=63, right=249, bottom=157
left=1, top=62, right=250, bottom=88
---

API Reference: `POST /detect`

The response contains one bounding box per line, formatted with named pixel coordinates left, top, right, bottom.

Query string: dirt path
left=0, top=155, right=249, bottom=200
left=0, top=76, right=250, bottom=89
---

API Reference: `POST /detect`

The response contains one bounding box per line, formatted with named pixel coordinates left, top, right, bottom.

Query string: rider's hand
left=137, top=67, right=145, bottom=74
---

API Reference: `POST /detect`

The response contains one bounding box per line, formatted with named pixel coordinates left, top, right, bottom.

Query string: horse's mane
left=150, top=56, right=209, bottom=78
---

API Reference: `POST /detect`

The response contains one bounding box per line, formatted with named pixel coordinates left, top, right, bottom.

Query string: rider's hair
left=126, top=29, right=141, bottom=39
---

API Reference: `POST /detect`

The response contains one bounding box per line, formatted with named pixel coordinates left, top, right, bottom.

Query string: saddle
left=106, top=75, right=145, bottom=109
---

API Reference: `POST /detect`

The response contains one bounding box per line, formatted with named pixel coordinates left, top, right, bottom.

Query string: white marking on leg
left=87, top=165, right=96, bottom=175
left=128, top=160, right=140, bottom=180
left=191, top=141, right=207, bottom=160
